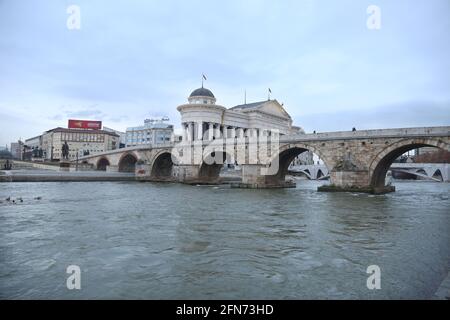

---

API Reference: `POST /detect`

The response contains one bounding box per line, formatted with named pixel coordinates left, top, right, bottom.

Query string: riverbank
left=0, top=169, right=135, bottom=182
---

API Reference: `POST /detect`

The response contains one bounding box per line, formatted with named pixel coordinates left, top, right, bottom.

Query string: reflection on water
left=0, top=181, right=449, bottom=299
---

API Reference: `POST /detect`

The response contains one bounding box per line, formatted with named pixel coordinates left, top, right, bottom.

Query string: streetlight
left=76, top=149, right=79, bottom=171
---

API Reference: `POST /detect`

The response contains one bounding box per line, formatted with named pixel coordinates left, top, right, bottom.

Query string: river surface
left=0, top=180, right=449, bottom=299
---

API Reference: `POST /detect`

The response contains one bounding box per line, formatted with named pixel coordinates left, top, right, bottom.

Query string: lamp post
left=76, top=149, right=79, bottom=171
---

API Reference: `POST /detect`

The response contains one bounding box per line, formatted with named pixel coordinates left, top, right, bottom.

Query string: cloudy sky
left=0, top=0, right=449, bottom=146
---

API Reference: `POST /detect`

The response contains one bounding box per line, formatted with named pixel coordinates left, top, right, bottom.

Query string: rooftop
left=45, top=127, right=120, bottom=137
left=230, top=100, right=269, bottom=110
left=189, top=87, right=215, bottom=98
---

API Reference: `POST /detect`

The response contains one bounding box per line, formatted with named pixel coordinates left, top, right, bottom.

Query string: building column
left=208, top=122, right=214, bottom=141
left=184, top=123, right=189, bottom=141
left=238, top=128, right=244, bottom=138
left=188, top=122, right=193, bottom=141
left=183, top=123, right=186, bottom=141
left=230, top=127, right=236, bottom=140
left=247, top=128, right=253, bottom=138
left=193, top=122, right=197, bottom=141
left=197, top=121, right=203, bottom=141
left=260, top=129, right=266, bottom=138
left=215, top=123, right=221, bottom=139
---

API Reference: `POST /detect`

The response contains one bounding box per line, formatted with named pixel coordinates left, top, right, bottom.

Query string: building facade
left=24, top=135, right=44, bottom=160
left=10, top=141, right=24, bottom=160
left=290, top=151, right=315, bottom=166
left=41, top=127, right=120, bottom=161
left=103, top=127, right=126, bottom=148
left=125, top=119, right=174, bottom=147
left=177, top=86, right=304, bottom=142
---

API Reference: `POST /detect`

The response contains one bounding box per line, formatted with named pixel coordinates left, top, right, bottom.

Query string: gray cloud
left=299, top=100, right=450, bottom=133
left=1, top=0, right=449, bottom=145
left=65, top=109, right=105, bottom=119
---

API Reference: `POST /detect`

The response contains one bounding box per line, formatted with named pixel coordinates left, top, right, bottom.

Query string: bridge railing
left=77, top=142, right=175, bottom=160
left=281, top=126, right=450, bottom=142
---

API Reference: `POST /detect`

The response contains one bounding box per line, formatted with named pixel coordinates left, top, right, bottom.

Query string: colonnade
left=181, top=122, right=276, bottom=142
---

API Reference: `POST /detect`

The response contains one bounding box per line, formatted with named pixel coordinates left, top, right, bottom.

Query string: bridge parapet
left=282, top=126, right=450, bottom=142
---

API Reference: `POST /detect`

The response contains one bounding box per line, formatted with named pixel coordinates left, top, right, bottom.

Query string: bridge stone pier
left=256, top=127, right=450, bottom=193
left=76, top=126, right=450, bottom=194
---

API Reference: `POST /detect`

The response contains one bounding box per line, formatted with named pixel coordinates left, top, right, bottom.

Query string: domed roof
left=189, top=87, right=215, bottom=98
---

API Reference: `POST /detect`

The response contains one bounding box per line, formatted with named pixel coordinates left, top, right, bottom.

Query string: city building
left=41, top=127, right=120, bottom=161
left=291, top=151, right=315, bottom=166
left=103, top=127, right=126, bottom=148
left=177, top=86, right=304, bottom=142
left=24, top=135, right=44, bottom=160
left=10, top=141, right=24, bottom=159
left=125, top=118, right=174, bottom=147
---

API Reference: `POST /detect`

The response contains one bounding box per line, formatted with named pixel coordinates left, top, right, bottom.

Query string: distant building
left=414, top=149, right=450, bottom=163
left=177, top=86, right=303, bottom=142
left=414, top=147, right=440, bottom=156
left=25, top=135, right=42, bottom=150
left=10, top=141, right=24, bottom=160
left=125, top=118, right=174, bottom=147
left=24, top=135, right=44, bottom=160
left=103, top=127, right=126, bottom=148
left=291, top=151, right=314, bottom=166
left=41, top=127, right=120, bottom=161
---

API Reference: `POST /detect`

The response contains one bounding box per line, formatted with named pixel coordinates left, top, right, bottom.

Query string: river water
left=0, top=180, right=449, bottom=299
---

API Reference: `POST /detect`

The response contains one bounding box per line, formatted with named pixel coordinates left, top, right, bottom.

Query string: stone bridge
left=77, top=126, right=450, bottom=194
left=289, top=164, right=329, bottom=180
left=389, top=163, right=449, bottom=182
left=289, top=163, right=449, bottom=182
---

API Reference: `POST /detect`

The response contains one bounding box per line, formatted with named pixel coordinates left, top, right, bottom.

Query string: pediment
left=257, top=100, right=292, bottom=120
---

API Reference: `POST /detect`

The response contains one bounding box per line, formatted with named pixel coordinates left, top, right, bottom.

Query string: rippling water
left=0, top=180, right=449, bottom=299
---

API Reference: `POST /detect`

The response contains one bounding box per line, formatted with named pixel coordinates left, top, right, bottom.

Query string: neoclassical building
left=177, top=86, right=304, bottom=142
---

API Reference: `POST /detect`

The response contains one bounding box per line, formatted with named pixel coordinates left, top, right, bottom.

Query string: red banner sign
left=68, top=120, right=102, bottom=130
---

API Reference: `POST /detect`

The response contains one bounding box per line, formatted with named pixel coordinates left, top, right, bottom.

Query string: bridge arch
left=97, top=157, right=110, bottom=171
left=150, top=151, right=174, bottom=180
left=198, top=150, right=233, bottom=183
left=432, top=169, right=443, bottom=181
left=317, top=169, right=324, bottom=179
left=415, top=169, right=428, bottom=180
left=303, top=169, right=312, bottom=179
left=264, top=143, right=331, bottom=185
left=118, top=152, right=138, bottom=173
left=369, top=138, right=449, bottom=188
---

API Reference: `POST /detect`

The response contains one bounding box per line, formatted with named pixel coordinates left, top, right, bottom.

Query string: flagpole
left=202, top=74, right=207, bottom=88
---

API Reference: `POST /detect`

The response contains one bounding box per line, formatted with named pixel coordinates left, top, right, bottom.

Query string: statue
left=61, top=141, right=70, bottom=160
